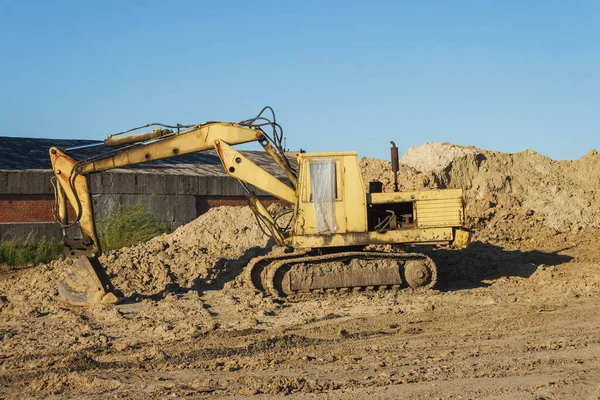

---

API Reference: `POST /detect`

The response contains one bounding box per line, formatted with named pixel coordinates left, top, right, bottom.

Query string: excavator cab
left=292, top=152, right=367, bottom=236
left=287, top=152, right=470, bottom=250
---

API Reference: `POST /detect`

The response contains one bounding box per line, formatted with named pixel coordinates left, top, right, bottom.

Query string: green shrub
left=0, top=235, right=62, bottom=266
left=99, top=201, right=170, bottom=251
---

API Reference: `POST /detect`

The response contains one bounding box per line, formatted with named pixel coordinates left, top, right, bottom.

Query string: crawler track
left=244, top=250, right=437, bottom=297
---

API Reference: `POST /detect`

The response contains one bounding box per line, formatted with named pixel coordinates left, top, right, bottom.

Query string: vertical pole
left=390, top=141, right=399, bottom=192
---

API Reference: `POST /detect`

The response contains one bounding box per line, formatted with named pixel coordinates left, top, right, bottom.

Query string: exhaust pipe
left=390, top=141, right=399, bottom=192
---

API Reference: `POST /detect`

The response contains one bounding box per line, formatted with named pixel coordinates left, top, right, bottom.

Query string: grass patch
left=99, top=201, right=170, bottom=251
left=0, top=235, right=63, bottom=266
left=0, top=202, right=170, bottom=266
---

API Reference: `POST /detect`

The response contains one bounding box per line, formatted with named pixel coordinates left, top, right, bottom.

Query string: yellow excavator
left=49, top=107, right=471, bottom=305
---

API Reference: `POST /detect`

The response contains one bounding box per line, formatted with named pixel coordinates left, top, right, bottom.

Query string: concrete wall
left=91, top=194, right=197, bottom=227
left=0, top=169, right=287, bottom=241
left=0, top=169, right=274, bottom=197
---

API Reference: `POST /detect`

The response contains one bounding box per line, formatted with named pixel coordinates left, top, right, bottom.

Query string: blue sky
left=0, top=1, right=598, bottom=160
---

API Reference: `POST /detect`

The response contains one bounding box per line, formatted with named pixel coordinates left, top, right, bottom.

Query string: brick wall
left=0, top=195, right=76, bottom=223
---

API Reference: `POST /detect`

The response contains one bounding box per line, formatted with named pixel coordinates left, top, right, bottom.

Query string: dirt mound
left=360, top=158, right=436, bottom=193
left=100, top=206, right=275, bottom=297
left=361, top=143, right=600, bottom=236
left=0, top=206, right=273, bottom=323
left=400, top=142, right=476, bottom=172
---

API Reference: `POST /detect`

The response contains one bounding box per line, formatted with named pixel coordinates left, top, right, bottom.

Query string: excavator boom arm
left=77, top=123, right=261, bottom=174
left=49, top=117, right=298, bottom=305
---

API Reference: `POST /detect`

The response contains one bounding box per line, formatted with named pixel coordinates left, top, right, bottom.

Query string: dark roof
left=0, top=137, right=296, bottom=177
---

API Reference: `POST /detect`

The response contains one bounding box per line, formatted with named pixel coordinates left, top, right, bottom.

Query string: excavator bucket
left=57, top=256, right=119, bottom=306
